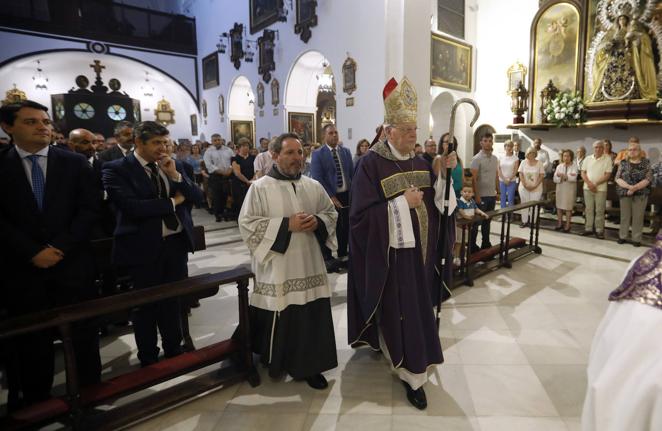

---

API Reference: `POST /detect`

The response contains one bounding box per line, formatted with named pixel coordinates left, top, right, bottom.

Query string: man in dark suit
left=310, top=124, right=353, bottom=271
left=102, top=121, right=203, bottom=367
left=0, top=100, right=101, bottom=410
left=98, top=120, right=133, bottom=163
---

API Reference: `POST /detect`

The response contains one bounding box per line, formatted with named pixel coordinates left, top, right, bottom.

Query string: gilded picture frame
left=288, top=112, right=316, bottom=144
left=430, top=32, right=473, bottom=92
left=230, top=120, right=255, bottom=147
left=528, top=1, right=582, bottom=123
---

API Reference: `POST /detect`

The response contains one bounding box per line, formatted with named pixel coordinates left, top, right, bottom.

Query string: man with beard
left=238, top=133, right=338, bottom=389
left=99, top=120, right=133, bottom=163
left=347, top=77, right=456, bottom=410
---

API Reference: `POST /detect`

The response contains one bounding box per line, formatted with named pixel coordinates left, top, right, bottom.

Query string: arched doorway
left=227, top=75, right=255, bottom=146
left=284, top=50, right=335, bottom=145
left=473, top=124, right=496, bottom=156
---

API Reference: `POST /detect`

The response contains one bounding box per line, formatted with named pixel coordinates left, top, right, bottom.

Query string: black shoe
left=632, top=242, right=641, bottom=247
left=595, top=232, right=605, bottom=239
left=580, top=230, right=593, bottom=236
left=305, top=374, right=328, bottom=390
left=617, top=238, right=625, bottom=244
left=554, top=225, right=563, bottom=231
left=469, top=244, right=480, bottom=254
left=325, top=259, right=340, bottom=273
left=481, top=242, right=493, bottom=250
left=402, top=381, right=427, bottom=410
left=215, top=215, right=223, bottom=222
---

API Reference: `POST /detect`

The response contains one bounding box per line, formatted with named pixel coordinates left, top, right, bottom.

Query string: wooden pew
left=0, top=267, right=258, bottom=431
left=454, top=199, right=546, bottom=287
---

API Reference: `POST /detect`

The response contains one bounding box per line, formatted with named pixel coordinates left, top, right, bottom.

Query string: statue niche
left=584, top=0, right=661, bottom=120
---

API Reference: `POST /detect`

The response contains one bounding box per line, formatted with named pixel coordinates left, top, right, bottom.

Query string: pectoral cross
left=89, top=60, right=105, bottom=80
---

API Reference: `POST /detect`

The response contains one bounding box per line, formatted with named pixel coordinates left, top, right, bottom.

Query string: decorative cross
left=89, top=60, right=105, bottom=79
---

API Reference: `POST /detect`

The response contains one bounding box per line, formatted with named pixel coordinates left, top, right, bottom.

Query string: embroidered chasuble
left=348, top=140, right=456, bottom=390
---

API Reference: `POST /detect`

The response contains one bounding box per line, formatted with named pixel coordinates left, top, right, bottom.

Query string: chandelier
left=317, top=62, right=335, bottom=94
left=32, top=60, right=49, bottom=90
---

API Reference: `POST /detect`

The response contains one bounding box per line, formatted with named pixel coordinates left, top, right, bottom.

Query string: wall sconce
left=217, top=33, right=230, bottom=54
left=277, top=0, right=292, bottom=20
left=510, top=81, right=529, bottom=124
left=244, top=39, right=257, bottom=63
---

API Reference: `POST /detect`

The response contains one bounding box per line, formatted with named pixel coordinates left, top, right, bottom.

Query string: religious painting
left=257, top=82, right=265, bottom=108
left=530, top=2, right=581, bottom=122
left=288, top=112, right=316, bottom=144
left=190, top=113, right=198, bottom=136
left=271, top=78, right=280, bottom=106
left=431, top=32, right=472, bottom=92
left=342, top=56, right=357, bottom=95
left=230, top=120, right=255, bottom=147
left=295, top=0, right=318, bottom=43
left=249, top=0, right=284, bottom=34
left=202, top=52, right=219, bottom=90
left=583, top=0, right=661, bottom=106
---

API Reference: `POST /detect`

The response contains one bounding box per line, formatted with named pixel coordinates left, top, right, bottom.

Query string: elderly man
left=253, top=139, right=276, bottom=179
left=99, top=121, right=133, bottom=163
left=581, top=140, right=613, bottom=239
left=348, top=77, right=455, bottom=410
left=238, top=132, right=338, bottom=389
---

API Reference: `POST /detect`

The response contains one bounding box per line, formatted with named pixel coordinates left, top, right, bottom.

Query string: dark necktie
left=27, top=155, right=45, bottom=210
left=146, top=162, right=180, bottom=231
left=331, top=148, right=343, bottom=189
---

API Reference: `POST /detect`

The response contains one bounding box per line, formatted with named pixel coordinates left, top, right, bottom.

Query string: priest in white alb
left=238, top=132, right=338, bottom=389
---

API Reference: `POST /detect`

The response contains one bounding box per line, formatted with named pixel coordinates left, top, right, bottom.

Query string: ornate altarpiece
left=529, top=0, right=661, bottom=124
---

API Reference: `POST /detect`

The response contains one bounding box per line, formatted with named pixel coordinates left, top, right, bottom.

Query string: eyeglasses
left=394, top=126, right=418, bottom=133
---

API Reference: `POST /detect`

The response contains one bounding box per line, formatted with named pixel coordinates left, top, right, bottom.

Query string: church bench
left=0, top=266, right=258, bottom=431
left=454, top=199, right=546, bottom=287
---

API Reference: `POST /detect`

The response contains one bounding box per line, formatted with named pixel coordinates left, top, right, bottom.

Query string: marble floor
left=43, top=211, right=651, bottom=430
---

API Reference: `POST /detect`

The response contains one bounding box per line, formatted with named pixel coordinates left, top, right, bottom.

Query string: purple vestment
left=348, top=141, right=453, bottom=375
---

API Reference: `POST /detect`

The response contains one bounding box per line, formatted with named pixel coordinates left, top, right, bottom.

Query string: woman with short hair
left=615, top=141, right=651, bottom=246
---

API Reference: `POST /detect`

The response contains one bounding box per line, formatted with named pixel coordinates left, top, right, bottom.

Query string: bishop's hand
left=404, top=186, right=424, bottom=208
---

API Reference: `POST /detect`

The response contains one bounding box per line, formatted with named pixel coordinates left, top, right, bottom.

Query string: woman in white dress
left=553, top=149, right=578, bottom=232
left=517, top=147, right=545, bottom=228
left=498, top=140, right=520, bottom=209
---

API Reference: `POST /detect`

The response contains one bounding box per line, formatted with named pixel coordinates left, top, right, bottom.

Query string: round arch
left=227, top=75, right=255, bottom=120
left=0, top=50, right=199, bottom=139
left=284, top=50, right=333, bottom=110
left=430, top=91, right=468, bottom=163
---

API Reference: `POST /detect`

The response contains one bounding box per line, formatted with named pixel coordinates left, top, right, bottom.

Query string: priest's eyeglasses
left=394, top=126, right=418, bottom=133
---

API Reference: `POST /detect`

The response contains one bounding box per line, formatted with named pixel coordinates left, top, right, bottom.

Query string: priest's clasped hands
left=289, top=212, right=319, bottom=232
left=404, top=186, right=424, bottom=208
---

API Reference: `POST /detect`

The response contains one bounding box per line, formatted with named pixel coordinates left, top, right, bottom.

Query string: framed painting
left=249, top=0, right=284, bottom=34
left=288, top=112, right=316, bottom=144
left=201, top=52, right=219, bottom=90
left=430, top=32, right=473, bottom=92
left=230, top=120, right=255, bottom=147
left=190, top=114, right=198, bottom=136
left=295, top=0, right=318, bottom=43
left=529, top=1, right=581, bottom=122
left=342, top=57, right=357, bottom=95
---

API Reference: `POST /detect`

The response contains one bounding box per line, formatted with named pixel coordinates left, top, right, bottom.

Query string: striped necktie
left=146, top=162, right=180, bottom=231
left=331, top=148, right=343, bottom=189
left=27, top=154, right=45, bottom=210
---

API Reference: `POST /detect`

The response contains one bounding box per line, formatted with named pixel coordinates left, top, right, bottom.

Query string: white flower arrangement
left=544, top=91, right=585, bottom=127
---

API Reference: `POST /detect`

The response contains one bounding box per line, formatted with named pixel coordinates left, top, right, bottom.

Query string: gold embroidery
left=254, top=273, right=328, bottom=297
left=380, top=171, right=431, bottom=199
left=415, top=204, right=429, bottom=264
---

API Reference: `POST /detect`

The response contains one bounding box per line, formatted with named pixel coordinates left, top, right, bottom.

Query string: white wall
left=192, top=0, right=388, bottom=151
